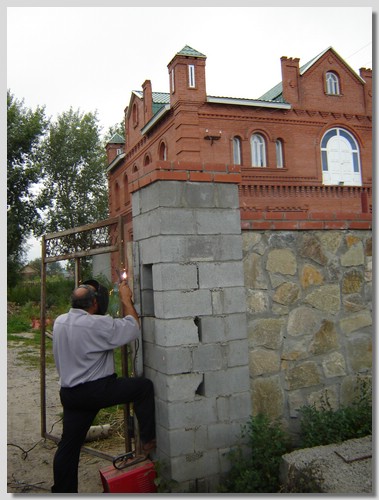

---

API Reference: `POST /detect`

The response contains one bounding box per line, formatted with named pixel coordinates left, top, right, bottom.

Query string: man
left=51, top=278, right=156, bottom=493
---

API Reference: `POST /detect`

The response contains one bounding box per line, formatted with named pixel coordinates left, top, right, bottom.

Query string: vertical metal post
left=74, top=258, right=81, bottom=287
left=117, top=216, right=132, bottom=452
left=40, top=236, right=47, bottom=438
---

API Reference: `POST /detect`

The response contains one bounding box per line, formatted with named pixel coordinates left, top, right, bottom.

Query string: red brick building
left=106, top=45, right=372, bottom=239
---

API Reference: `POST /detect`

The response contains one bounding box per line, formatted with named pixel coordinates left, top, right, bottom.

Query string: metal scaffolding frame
left=40, top=215, right=132, bottom=461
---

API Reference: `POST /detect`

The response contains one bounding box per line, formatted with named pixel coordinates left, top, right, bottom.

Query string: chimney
left=280, top=56, right=300, bottom=105
left=142, top=80, right=153, bottom=123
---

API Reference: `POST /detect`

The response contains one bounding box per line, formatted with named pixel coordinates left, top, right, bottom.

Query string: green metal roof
left=176, top=45, right=206, bottom=58
left=108, top=132, right=125, bottom=144
left=133, top=91, right=170, bottom=116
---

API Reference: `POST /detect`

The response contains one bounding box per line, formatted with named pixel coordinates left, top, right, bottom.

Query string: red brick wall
left=107, top=47, right=372, bottom=231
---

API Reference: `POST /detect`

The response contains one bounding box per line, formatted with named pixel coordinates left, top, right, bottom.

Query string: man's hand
left=118, top=280, right=140, bottom=327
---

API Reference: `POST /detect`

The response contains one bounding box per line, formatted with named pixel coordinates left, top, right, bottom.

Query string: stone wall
left=242, top=229, right=372, bottom=440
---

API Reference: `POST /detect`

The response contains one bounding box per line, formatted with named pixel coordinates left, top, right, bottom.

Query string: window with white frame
left=276, top=139, right=284, bottom=168
left=188, top=64, right=196, bottom=88
left=321, top=127, right=361, bottom=186
left=233, top=137, right=242, bottom=165
left=171, top=68, right=175, bottom=93
left=251, top=133, right=266, bottom=167
left=326, top=71, right=340, bottom=95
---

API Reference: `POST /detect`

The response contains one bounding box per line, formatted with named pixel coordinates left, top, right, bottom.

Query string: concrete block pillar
left=132, top=180, right=251, bottom=492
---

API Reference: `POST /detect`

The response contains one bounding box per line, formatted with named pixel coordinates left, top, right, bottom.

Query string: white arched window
left=233, top=137, right=242, bottom=165
left=326, top=72, right=340, bottom=95
left=276, top=139, right=284, bottom=168
left=251, top=134, right=266, bottom=167
left=159, top=141, right=167, bottom=161
left=321, top=128, right=361, bottom=186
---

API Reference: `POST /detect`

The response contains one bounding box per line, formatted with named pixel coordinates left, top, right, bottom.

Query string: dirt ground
left=7, top=334, right=131, bottom=494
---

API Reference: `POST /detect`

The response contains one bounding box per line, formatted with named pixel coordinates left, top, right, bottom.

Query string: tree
left=36, top=108, right=109, bottom=234
left=7, top=90, right=48, bottom=286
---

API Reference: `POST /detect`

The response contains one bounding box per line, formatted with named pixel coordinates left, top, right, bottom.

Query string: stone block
left=211, top=287, right=247, bottom=315
left=266, top=248, right=297, bottom=275
left=226, top=339, right=249, bottom=367
left=154, top=289, right=212, bottom=318
left=198, top=261, right=244, bottom=289
left=192, top=344, right=223, bottom=372
left=339, top=310, right=372, bottom=334
left=251, top=375, right=284, bottom=419
left=341, top=241, right=365, bottom=266
left=322, top=352, right=347, bottom=377
left=207, top=422, right=243, bottom=448
left=203, top=366, right=250, bottom=397
left=196, top=209, right=241, bottom=235
left=144, top=343, right=193, bottom=374
left=346, top=335, right=372, bottom=372
left=153, top=263, right=198, bottom=291
left=287, top=306, right=321, bottom=337
left=200, top=313, right=247, bottom=343
left=305, top=284, right=341, bottom=314
left=142, top=317, right=199, bottom=346
left=215, top=183, right=240, bottom=208
left=157, top=397, right=218, bottom=429
left=183, top=182, right=216, bottom=208
left=170, top=450, right=220, bottom=483
left=153, top=372, right=204, bottom=403
left=248, top=318, right=284, bottom=349
left=285, top=361, right=321, bottom=390
left=249, top=348, right=280, bottom=376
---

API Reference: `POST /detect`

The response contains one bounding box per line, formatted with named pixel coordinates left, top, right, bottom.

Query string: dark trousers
left=51, top=374, right=155, bottom=493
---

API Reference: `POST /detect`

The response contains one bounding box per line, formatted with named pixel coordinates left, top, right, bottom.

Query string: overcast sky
left=5, top=4, right=374, bottom=261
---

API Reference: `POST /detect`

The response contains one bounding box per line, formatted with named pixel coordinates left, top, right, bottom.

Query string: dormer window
left=188, top=64, right=196, bottom=88
left=326, top=71, right=340, bottom=95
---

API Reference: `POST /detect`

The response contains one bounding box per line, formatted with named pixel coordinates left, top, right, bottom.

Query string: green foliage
left=35, top=107, right=109, bottom=235
left=219, top=414, right=291, bottom=493
left=298, top=379, right=372, bottom=448
left=8, top=276, right=75, bottom=309
left=7, top=90, right=48, bottom=284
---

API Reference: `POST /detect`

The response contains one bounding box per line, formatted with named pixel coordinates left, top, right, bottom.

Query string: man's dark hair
left=71, top=285, right=96, bottom=311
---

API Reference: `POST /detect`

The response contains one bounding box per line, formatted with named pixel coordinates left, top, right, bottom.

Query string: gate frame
left=40, top=215, right=132, bottom=461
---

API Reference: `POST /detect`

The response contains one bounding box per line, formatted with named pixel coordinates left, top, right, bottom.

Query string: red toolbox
left=99, top=459, right=157, bottom=493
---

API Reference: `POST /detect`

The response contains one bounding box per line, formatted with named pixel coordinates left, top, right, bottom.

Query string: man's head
left=71, top=279, right=109, bottom=315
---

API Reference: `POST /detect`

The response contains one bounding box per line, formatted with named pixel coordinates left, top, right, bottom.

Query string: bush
left=298, top=376, right=372, bottom=448
left=219, top=414, right=291, bottom=493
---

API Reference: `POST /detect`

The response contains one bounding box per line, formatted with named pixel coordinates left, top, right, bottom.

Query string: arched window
left=159, top=141, right=167, bottom=161
left=276, top=139, right=284, bottom=168
left=132, top=164, right=138, bottom=173
left=123, top=174, right=130, bottom=205
left=233, top=136, right=242, bottom=165
left=326, top=71, right=340, bottom=95
left=251, top=133, right=266, bottom=167
left=144, top=154, right=151, bottom=166
left=321, top=128, right=361, bottom=186
left=114, top=182, right=120, bottom=210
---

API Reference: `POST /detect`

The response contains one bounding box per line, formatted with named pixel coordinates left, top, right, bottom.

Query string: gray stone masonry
left=132, top=181, right=251, bottom=491
left=243, top=230, right=372, bottom=441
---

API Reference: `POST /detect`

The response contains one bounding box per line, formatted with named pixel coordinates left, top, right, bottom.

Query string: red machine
left=99, top=454, right=157, bottom=493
